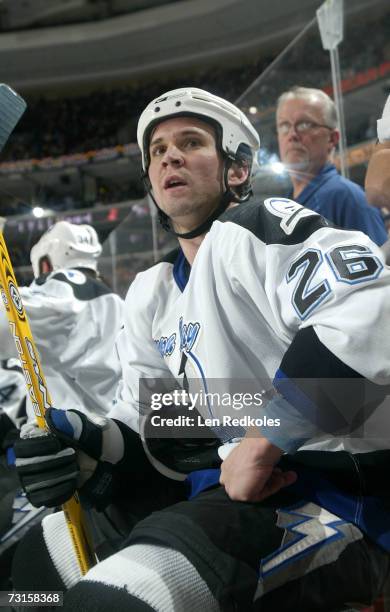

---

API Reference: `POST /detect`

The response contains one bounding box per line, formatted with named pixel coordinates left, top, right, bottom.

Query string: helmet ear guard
left=30, top=221, right=102, bottom=279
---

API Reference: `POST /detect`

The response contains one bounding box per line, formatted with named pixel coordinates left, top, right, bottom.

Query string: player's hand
left=219, top=432, right=297, bottom=502
left=13, top=421, right=79, bottom=507
left=13, top=408, right=120, bottom=509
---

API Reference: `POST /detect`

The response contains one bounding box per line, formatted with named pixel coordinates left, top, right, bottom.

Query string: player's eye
left=151, top=145, right=166, bottom=157
left=184, top=138, right=201, bottom=149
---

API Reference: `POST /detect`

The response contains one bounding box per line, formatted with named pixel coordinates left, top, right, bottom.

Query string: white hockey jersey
left=111, top=198, right=390, bottom=456
left=0, top=269, right=124, bottom=420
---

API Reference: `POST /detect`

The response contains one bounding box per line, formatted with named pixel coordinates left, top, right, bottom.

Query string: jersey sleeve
left=271, top=220, right=390, bottom=450
left=274, top=222, right=390, bottom=384
left=217, top=199, right=390, bottom=451
left=220, top=200, right=390, bottom=384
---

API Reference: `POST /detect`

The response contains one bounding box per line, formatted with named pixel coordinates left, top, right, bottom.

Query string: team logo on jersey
left=8, top=281, right=24, bottom=316
left=155, top=333, right=176, bottom=357
left=179, top=317, right=200, bottom=352
left=154, top=317, right=201, bottom=359
left=255, top=502, right=362, bottom=600
left=264, top=198, right=319, bottom=235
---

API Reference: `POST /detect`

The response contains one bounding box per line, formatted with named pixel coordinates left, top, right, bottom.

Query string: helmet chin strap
left=142, top=160, right=247, bottom=240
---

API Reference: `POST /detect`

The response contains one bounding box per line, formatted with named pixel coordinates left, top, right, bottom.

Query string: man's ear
left=227, top=161, right=250, bottom=188
left=329, top=128, right=340, bottom=149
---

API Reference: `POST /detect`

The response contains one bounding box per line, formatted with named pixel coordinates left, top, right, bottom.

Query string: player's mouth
left=163, top=176, right=188, bottom=191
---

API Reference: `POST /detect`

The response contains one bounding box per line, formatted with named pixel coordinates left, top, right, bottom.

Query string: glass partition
left=99, top=197, right=176, bottom=297
left=9, top=0, right=390, bottom=293
left=236, top=0, right=389, bottom=199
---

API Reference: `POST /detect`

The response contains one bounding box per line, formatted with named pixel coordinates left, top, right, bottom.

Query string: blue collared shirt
left=290, top=163, right=387, bottom=246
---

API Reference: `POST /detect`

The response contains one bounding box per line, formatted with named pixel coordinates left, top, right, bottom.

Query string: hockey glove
left=13, top=408, right=126, bottom=510
left=0, top=409, right=20, bottom=453
left=13, top=421, right=79, bottom=507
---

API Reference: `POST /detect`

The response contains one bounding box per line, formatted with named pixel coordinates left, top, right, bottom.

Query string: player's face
left=276, top=97, right=338, bottom=177
left=148, top=117, right=224, bottom=233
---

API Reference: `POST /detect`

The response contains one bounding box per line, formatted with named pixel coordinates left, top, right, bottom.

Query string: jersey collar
left=173, top=248, right=190, bottom=292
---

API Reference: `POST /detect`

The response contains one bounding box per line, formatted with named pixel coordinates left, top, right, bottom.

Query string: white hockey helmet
left=137, top=87, right=260, bottom=172
left=30, top=221, right=102, bottom=278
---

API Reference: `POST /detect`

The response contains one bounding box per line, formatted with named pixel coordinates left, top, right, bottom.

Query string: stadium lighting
left=271, top=162, right=286, bottom=175
left=32, top=206, right=45, bottom=217
left=248, top=106, right=257, bottom=115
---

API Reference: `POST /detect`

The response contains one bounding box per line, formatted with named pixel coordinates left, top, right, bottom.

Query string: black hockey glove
left=13, top=408, right=127, bottom=510
left=0, top=409, right=20, bottom=453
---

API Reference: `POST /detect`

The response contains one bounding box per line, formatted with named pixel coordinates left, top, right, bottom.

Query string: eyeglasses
left=276, top=120, right=333, bottom=135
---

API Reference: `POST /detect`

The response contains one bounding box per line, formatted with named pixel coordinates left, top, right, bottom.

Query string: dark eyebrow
left=150, top=136, right=164, bottom=148
left=150, top=128, right=207, bottom=148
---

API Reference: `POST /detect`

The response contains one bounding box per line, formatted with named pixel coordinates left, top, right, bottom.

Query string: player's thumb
left=46, top=407, right=124, bottom=466
left=46, top=407, right=103, bottom=461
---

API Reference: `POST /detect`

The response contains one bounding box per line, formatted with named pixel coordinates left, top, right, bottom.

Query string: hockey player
left=12, top=89, right=390, bottom=611
left=0, top=222, right=125, bottom=583
left=0, top=221, right=124, bottom=420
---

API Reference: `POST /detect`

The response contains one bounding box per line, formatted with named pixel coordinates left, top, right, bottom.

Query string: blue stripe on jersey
left=274, top=368, right=318, bottom=423
left=173, top=249, right=189, bottom=292
left=274, top=368, right=350, bottom=435
left=186, top=468, right=221, bottom=499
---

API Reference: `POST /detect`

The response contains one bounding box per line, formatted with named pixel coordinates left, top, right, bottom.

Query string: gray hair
left=276, top=86, right=338, bottom=128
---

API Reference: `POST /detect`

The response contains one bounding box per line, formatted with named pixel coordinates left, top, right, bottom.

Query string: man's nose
left=287, top=125, right=300, bottom=140
left=162, top=145, right=184, bottom=166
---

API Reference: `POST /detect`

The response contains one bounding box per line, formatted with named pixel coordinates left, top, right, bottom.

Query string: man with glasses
left=276, top=86, right=387, bottom=245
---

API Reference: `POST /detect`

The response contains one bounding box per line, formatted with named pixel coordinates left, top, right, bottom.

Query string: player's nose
left=162, top=144, right=184, bottom=167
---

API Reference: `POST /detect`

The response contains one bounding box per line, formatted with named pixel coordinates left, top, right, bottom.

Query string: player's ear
left=39, top=257, right=53, bottom=275
left=227, top=161, right=249, bottom=188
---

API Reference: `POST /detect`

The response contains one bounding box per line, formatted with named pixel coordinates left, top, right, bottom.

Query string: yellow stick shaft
left=0, top=221, right=95, bottom=574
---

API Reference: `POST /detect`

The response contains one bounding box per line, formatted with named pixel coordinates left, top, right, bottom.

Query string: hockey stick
left=0, top=84, right=95, bottom=573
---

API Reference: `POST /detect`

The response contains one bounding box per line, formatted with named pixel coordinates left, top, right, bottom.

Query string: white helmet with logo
left=30, top=221, right=102, bottom=278
left=137, top=87, right=260, bottom=172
